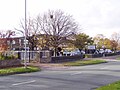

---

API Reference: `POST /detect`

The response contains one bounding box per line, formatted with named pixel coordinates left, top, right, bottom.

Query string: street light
left=24, top=0, right=27, bottom=68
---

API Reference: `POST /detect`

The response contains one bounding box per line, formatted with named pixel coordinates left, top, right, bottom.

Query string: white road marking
left=100, top=67, right=109, bottom=69
left=71, top=72, right=82, bottom=75
left=12, top=80, right=36, bottom=86
left=28, top=84, right=49, bottom=88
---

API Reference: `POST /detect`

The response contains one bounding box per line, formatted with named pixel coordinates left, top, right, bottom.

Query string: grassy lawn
left=116, top=57, right=120, bottom=60
left=0, top=66, right=40, bottom=76
left=96, top=80, right=120, bottom=90
left=63, top=59, right=107, bottom=66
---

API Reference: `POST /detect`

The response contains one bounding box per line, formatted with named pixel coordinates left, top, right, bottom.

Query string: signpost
left=88, top=45, right=96, bottom=50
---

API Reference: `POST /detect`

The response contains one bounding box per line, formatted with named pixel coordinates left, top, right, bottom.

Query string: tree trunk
left=54, top=47, right=57, bottom=57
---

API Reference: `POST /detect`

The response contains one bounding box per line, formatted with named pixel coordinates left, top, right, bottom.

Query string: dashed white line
left=12, top=80, right=36, bottom=86
left=71, top=72, right=82, bottom=75
left=100, top=67, right=109, bottom=69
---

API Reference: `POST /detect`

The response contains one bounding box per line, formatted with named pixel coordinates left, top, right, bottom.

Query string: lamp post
left=24, top=0, right=27, bottom=68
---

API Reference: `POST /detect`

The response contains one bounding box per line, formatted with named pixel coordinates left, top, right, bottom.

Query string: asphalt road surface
left=1, top=60, right=120, bottom=90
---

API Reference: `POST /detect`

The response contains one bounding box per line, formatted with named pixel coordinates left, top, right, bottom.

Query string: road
left=1, top=60, right=120, bottom=90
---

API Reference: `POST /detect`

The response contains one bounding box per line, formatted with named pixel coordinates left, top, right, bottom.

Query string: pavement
left=29, top=62, right=67, bottom=70
left=29, top=58, right=91, bottom=70
left=29, top=55, right=120, bottom=70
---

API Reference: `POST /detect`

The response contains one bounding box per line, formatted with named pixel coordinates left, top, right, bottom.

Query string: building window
left=7, top=40, right=10, bottom=45
left=12, top=40, right=16, bottom=44
left=19, top=39, right=21, bottom=45
left=24, top=39, right=28, bottom=44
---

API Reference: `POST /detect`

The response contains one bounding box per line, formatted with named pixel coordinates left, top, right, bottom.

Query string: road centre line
left=12, top=80, right=36, bottom=86
left=71, top=72, right=82, bottom=75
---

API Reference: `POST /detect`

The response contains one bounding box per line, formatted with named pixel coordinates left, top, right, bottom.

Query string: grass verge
left=96, top=80, right=120, bottom=90
left=0, top=66, right=40, bottom=76
left=63, top=59, right=107, bottom=66
left=116, top=57, right=120, bottom=60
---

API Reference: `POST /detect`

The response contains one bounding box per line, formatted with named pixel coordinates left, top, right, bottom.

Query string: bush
left=0, top=54, right=16, bottom=60
left=0, top=54, right=5, bottom=60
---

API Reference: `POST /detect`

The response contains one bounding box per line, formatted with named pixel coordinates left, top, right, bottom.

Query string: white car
left=63, top=50, right=71, bottom=56
left=70, top=50, right=81, bottom=56
left=99, top=49, right=112, bottom=54
left=99, top=49, right=105, bottom=54
left=105, top=49, right=112, bottom=53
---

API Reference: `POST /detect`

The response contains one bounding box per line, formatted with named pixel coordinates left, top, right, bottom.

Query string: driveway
left=0, top=59, right=120, bottom=90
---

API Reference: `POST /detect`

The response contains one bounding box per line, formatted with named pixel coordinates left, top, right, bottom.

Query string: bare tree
left=37, top=10, right=79, bottom=56
left=0, top=30, right=15, bottom=38
left=15, top=17, right=40, bottom=50
left=0, top=30, right=15, bottom=51
left=111, top=32, right=120, bottom=51
left=111, top=32, right=120, bottom=44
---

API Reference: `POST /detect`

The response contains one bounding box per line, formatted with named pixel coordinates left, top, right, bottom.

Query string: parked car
left=63, top=50, right=71, bottom=56
left=105, top=49, right=112, bottom=53
left=99, top=49, right=112, bottom=54
left=99, top=49, right=105, bottom=54
left=81, top=50, right=85, bottom=54
left=70, top=49, right=81, bottom=56
left=94, top=50, right=99, bottom=54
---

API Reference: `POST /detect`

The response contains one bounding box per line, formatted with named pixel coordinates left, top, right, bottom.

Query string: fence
left=0, top=51, right=85, bottom=63
left=0, top=51, right=40, bottom=61
left=17, top=51, right=39, bottom=60
left=17, top=50, right=51, bottom=63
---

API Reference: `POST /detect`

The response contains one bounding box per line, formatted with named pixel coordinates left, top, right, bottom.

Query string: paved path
left=29, top=55, right=120, bottom=70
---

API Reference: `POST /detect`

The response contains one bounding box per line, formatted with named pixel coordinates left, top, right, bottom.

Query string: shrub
left=0, top=54, right=16, bottom=60
left=0, top=54, right=5, bottom=60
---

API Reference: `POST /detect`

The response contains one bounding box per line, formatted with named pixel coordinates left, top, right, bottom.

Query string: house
left=0, top=37, right=28, bottom=51
left=0, top=38, right=8, bottom=51
left=0, top=33, right=73, bottom=51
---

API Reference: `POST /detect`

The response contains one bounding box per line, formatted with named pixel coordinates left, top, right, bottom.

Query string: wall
left=0, top=59, right=22, bottom=68
left=50, top=55, right=85, bottom=63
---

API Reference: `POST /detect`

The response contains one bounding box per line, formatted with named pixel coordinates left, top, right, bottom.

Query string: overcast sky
left=0, top=0, right=120, bottom=38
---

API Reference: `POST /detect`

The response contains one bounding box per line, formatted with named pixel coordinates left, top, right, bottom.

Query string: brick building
left=0, top=37, right=28, bottom=51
